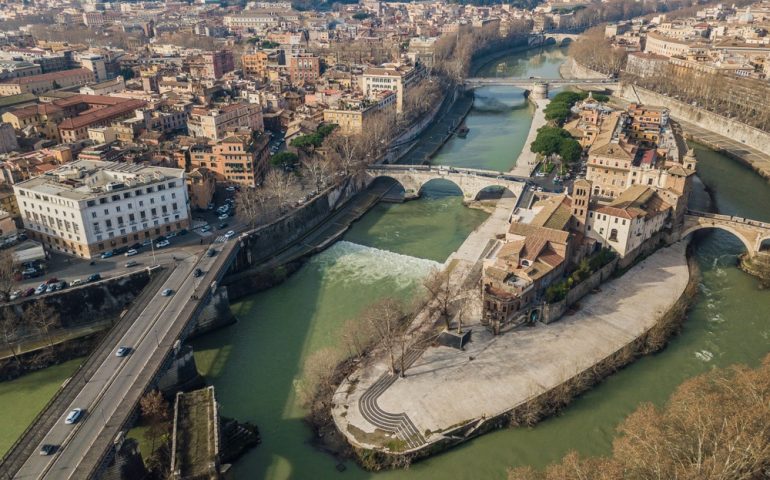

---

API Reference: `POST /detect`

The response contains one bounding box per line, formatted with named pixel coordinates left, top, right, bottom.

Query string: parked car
left=9, top=290, right=21, bottom=301
left=115, top=346, right=131, bottom=357
left=161, top=288, right=173, bottom=297
left=45, top=277, right=59, bottom=285
left=86, top=273, right=101, bottom=283
left=200, top=225, right=212, bottom=233
left=39, top=444, right=58, bottom=456
left=226, top=186, right=236, bottom=192
left=65, top=408, right=83, bottom=425
left=71, top=279, right=83, bottom=287
left=142, top=239, right=153, bottom=247
left=125, top=260, right=138, bottom=268
left=178, top=229, right=188, bottom=236
left=130, top=243, right=143, bottom=251
left=125, top=249, right=138, bottom=257
left=224, top=230, right=235, bottom=240
left=100, top=251, right=114, bottom=259
left=34, top=283, right=47, bottom=295
left=46, top=283, right=57, bottom=293
left=55, top=281, right=67, bottom=290
left=217, top=214, right=229, bottom=221
left=114, top=246, right=128, bottom=255
left=218, top=222, right=229, bottom=230
left=23, top=288, right=35, bottom=297
left=193, top=268, right=203, bottom=278
left=166, top=231, right=177, bottom=239
left=155, top=240, right=170, bottom=248
left=206, top=249, right=217, bottom=257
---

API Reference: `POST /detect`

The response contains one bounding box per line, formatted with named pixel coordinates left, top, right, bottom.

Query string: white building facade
left=14, top=160, right=190, bottom=258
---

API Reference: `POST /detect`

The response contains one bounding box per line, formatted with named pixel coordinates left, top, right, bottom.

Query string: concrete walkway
left=447, top=194, right=517, bottom=265
left=333, top=242, right=689, bottom=452
left=511, top=97, right=549, bottom=177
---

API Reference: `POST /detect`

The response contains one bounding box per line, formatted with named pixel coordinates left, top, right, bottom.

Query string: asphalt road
left=14, top=239, right=228, bottom=479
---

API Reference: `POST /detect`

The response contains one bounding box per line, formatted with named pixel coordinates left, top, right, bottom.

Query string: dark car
left=86, top=273, right=101, bottom=283
left=39, top=444, right=58, bottom=456
left=206, top=249, right=216, bottom=257
left=130, top=243, right=143, bottom=251
left=218, top=222, right=228, bottom=230
left=193, top=268, right=203, bottom=278
left=114, top=247, right=128, bottom=255
left=178, top=229, right=188, bottom=236
left=23, top=288, right=35, bottom=297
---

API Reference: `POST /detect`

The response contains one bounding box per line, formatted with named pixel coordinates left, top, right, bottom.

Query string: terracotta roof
left=508, top=222, right=570, bottom=245
left=58, top=99, right=145, bottom=130
left=1, top=68, right=92, bottom=85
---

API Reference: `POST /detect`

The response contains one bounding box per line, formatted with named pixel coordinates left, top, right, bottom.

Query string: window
left=92, top=212, right=97, bottom=218
left=609, top=229, right=618, bottom=242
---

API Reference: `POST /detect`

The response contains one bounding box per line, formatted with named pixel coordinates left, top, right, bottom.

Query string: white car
left=224, top=230, right=235, bottom=240
left=9, top=290, right=21, bottom=301
left=65, top=408, right=83, bottom=425
left=124, top=249, right=138, bottom=257
left=34, top=283, right=47, bottom=295
left=161, top=288, right=173, bottom=297
left=125, top=260, right=138, bottom=268
left=155, top=240, right=170, bottom=248
left=218, top=214, right=229, bottom=221
left=115, top=346, right=131, bottom=357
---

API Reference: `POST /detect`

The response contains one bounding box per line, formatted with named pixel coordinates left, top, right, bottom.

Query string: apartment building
left=323, top=90, right=397, bottom=134
left=178, top=132, right=270, bottom=187
left=14, top=160, right=190, bottom=258
left=288, top=53, right=320, bottom=85
left=361, top=63, right=425, bottom=113
left=187, top=104, right=264, bottom=141
left=58, top=97, right=146, bottom=142
left=0, top=68, right=94, bottom=96
left=241, top=51, right=269, bottom=79
left=188, top=50, right=234, bottom=80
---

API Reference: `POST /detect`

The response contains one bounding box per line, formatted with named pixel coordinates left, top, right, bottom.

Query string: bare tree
left=301, top=156, right=335, bottom=192
left=235, top=186, right=272, bottom=229
left=0, top=309, right=21, bottom=367
left=341, top=317, right=376, bottom=359
left=423, top=268, right=459, bottom=331
left=0, top=251, right=15, bottom=300
left=325, top=132, right=365, bottom=176
left=139, top=390, right=171, bottom=455
left=263, top=169, right=299, bottom=214
left=26, top=300, right=59, bottom=348
left=298, top=347, right=341, bottom=406
left=365, top=297, right=405, bottom=375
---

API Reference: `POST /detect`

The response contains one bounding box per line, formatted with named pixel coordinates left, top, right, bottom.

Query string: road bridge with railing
left=3, top=238, right=241, bottom=480
left=463, top=77, right=619, bottom=89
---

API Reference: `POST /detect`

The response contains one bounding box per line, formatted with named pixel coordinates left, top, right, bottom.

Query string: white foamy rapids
left=695, top=350, right=714, bottom=362
left=310, top=241, right=442, bottom=290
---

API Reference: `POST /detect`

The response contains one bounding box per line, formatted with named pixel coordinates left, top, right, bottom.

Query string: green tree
left=270, top=151, right=299, bottom=168
left=558, top=138, right=582, bottom=164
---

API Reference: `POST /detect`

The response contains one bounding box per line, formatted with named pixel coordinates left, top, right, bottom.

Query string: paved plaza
left=333, top=243, right=689, bottom=451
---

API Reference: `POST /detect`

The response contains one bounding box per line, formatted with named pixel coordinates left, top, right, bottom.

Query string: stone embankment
left=510, top=96, right=549, bottom=177
left=332, top=242, right=692, bottom=463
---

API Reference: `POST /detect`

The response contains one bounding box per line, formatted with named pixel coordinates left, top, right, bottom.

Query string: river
left=1, top=46, right=768, bottom=479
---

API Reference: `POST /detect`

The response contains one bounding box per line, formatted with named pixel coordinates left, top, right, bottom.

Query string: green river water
left=1, top=46, right=768, bottom=480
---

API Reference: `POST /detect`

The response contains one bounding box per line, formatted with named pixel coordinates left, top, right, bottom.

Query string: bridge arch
left=681, top=224, right=755, bottom=254
left=470, top=184, right=519, bottom=202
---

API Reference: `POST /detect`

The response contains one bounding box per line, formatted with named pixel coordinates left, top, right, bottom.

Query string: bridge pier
left=740, top=251, right=770, bottom=283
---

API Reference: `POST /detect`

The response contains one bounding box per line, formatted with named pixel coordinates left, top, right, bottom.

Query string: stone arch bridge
left=682, top=210, right=770, bottom=257
left=366, top=165, right=527, bottom=201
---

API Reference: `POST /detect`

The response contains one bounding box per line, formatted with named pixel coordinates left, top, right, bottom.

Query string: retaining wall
left=542, top=257, right=619, bottom=323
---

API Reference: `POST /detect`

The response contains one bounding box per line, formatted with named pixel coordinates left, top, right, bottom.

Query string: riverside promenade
left=510, top=97, right=549, bottom=177
left=332, top=242, right=689, bottom=454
